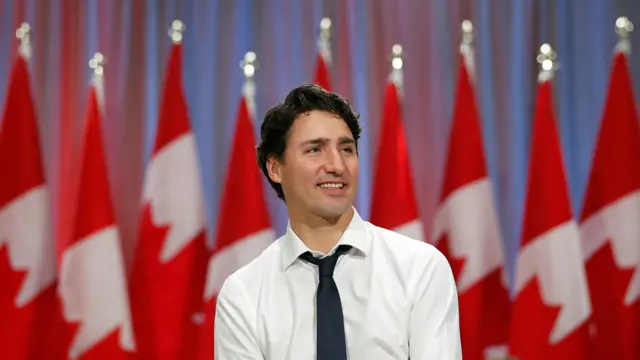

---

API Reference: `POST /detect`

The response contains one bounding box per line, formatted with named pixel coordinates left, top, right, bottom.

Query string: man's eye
left=342, top=147, right=354, bottom=153
left=306, top=147, right=320, bottom=153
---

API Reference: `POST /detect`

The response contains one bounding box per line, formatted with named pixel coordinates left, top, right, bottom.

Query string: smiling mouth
left=317, top=182, right=346, bottom=189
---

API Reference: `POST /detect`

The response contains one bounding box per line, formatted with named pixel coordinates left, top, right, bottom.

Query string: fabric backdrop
left=0, top=0, right=639, bottom=290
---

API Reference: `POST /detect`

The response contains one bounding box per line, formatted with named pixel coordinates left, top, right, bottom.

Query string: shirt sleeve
left=409, top=248, right=462, bottom=360
left=214, top=275, right=264, bottom=360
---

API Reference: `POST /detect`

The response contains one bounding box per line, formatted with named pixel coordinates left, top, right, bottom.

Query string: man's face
left=268, top=110, right=359, bottom=220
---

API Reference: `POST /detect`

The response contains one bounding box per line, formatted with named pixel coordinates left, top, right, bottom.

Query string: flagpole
left=318, top=17, right=332, bottom=63
left=240, top=51, right=258, bottom=117
left=459, top=20, right=477, bottom=82
left=313, top=16, right=333, bottom=90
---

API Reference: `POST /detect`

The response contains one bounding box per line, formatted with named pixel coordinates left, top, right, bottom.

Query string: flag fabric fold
left=509, top=67, right=591, bottom=360
left=369, top=66, right=423, bottom=241
left=57, top=65, right=136, bottom=359
left=579, top=38, right=640, bottom=360
left=431, top=42, right=510, bottom=360
left=197, top=74, right=275, bottom=360
left=128, top=41, right=210, bottom=360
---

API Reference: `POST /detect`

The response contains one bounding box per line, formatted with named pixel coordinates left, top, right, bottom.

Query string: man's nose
left=323, top=149, right=345, bottom=174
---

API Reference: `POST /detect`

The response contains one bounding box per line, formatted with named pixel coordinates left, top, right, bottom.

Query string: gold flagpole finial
left=240, top=51, right=258, bottom=79
left=16, top=22, right=31, bottom=58
left=615, top=16, right=634, bottom=39
left=391, top=44, right=403, bottom=70
left=461, top=20, right=473, bottom=44
left=319, top=17, right=332, bottom=41
left=536, top=43, right=557, bottom=72
left=15, top=22, right=30, bottom=43
left=169, top=20, right=186, bottom=44
left=89, top=52, right=105, bottom=75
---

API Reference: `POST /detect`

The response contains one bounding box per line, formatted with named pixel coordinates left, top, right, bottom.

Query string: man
left=214, top=84, right=461, bottom=359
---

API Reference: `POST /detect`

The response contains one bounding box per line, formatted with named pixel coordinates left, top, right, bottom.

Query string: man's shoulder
left=367, top=222, right=449, bottom=268
left=366, top=222, right=456, bottom=301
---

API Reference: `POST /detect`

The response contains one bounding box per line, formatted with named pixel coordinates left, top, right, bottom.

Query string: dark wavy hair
left=256, top=84, right=362, bottom=201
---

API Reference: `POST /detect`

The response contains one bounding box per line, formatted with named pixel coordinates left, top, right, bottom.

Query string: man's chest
left=254, top=263, right=412, bottom=359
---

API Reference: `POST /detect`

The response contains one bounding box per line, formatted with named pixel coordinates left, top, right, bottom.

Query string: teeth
left=319, top=183, right=344, bottom=189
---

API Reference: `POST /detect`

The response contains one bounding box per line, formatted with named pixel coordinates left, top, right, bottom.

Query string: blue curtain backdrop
left=0, top=0, right=639, bottom=290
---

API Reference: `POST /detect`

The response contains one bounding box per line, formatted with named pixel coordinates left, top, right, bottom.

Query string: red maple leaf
left=437, top=236, right=510, bottom=360
left=459, top=268, right=511, bottom=360
left=586, top=240, right=640, bottom=360
left=39, top=290, right=134, bottom=360
left=56, top=314, right=135, bottom=360
left=32, top=295, right=81, bottom=360
left=196, top=295, right=217, bottom=360
left=0, top=243, right=31, bottom=359
left=436, top=234, right=466, bottom=280
left=75, top=328, right=134, bottom=360
left=510, top=277, right=590, bottom=360
left=474, top=269, right=510, bottom=347
left=0, top=243, right=76, bottom=359
left=129, top=204, right=210, bottom=360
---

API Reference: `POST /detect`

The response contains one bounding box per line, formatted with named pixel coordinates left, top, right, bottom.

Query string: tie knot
left=300, top=245, right=352, bottom=278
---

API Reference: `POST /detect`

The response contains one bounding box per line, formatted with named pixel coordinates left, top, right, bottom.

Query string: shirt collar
left=280, top=207, right=371, bottom=271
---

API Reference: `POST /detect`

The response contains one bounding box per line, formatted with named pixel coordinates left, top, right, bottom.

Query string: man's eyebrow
left=300, top=138, right=329, bottom=147
left=338, top=137, right=356, bottom=145
left=299, top=137, right=355, bottom=148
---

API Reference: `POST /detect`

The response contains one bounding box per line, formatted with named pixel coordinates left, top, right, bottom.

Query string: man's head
left=257, top=84, right=362, bottom=220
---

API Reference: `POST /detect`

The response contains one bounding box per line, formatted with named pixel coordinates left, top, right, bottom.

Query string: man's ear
left=266, top=155, right=283, bottom=184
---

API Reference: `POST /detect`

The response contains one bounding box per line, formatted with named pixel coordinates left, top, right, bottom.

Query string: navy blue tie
left=300, top=245, right=352, bottom=360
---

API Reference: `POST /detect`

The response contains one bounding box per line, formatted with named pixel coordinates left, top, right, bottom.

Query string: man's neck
left=289, top=207, right=354, bottom=254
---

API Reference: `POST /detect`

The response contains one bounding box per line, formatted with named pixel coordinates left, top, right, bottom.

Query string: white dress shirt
left=214, top=208, right=462, bottom=360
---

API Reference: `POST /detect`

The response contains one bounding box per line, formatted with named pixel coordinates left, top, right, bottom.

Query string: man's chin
left=314, top=203, right=353, bottom=221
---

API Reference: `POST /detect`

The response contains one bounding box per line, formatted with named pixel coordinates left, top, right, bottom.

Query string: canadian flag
left=314, top=18, right=332, bottom=91
left=509, top=58, right=591, bottom=359
left=578, top=35, right=640, bottom=360
left=0, top=30, right=60, bottom=359
left=198, top=61, right=275, bottom=360
left=431, top=37, right=510, bottom=360
left=57, top=55, right=136, bottom=359
left=128, top=39, right=209, bottom=359
left=369, top=57, right=424, bottom=241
